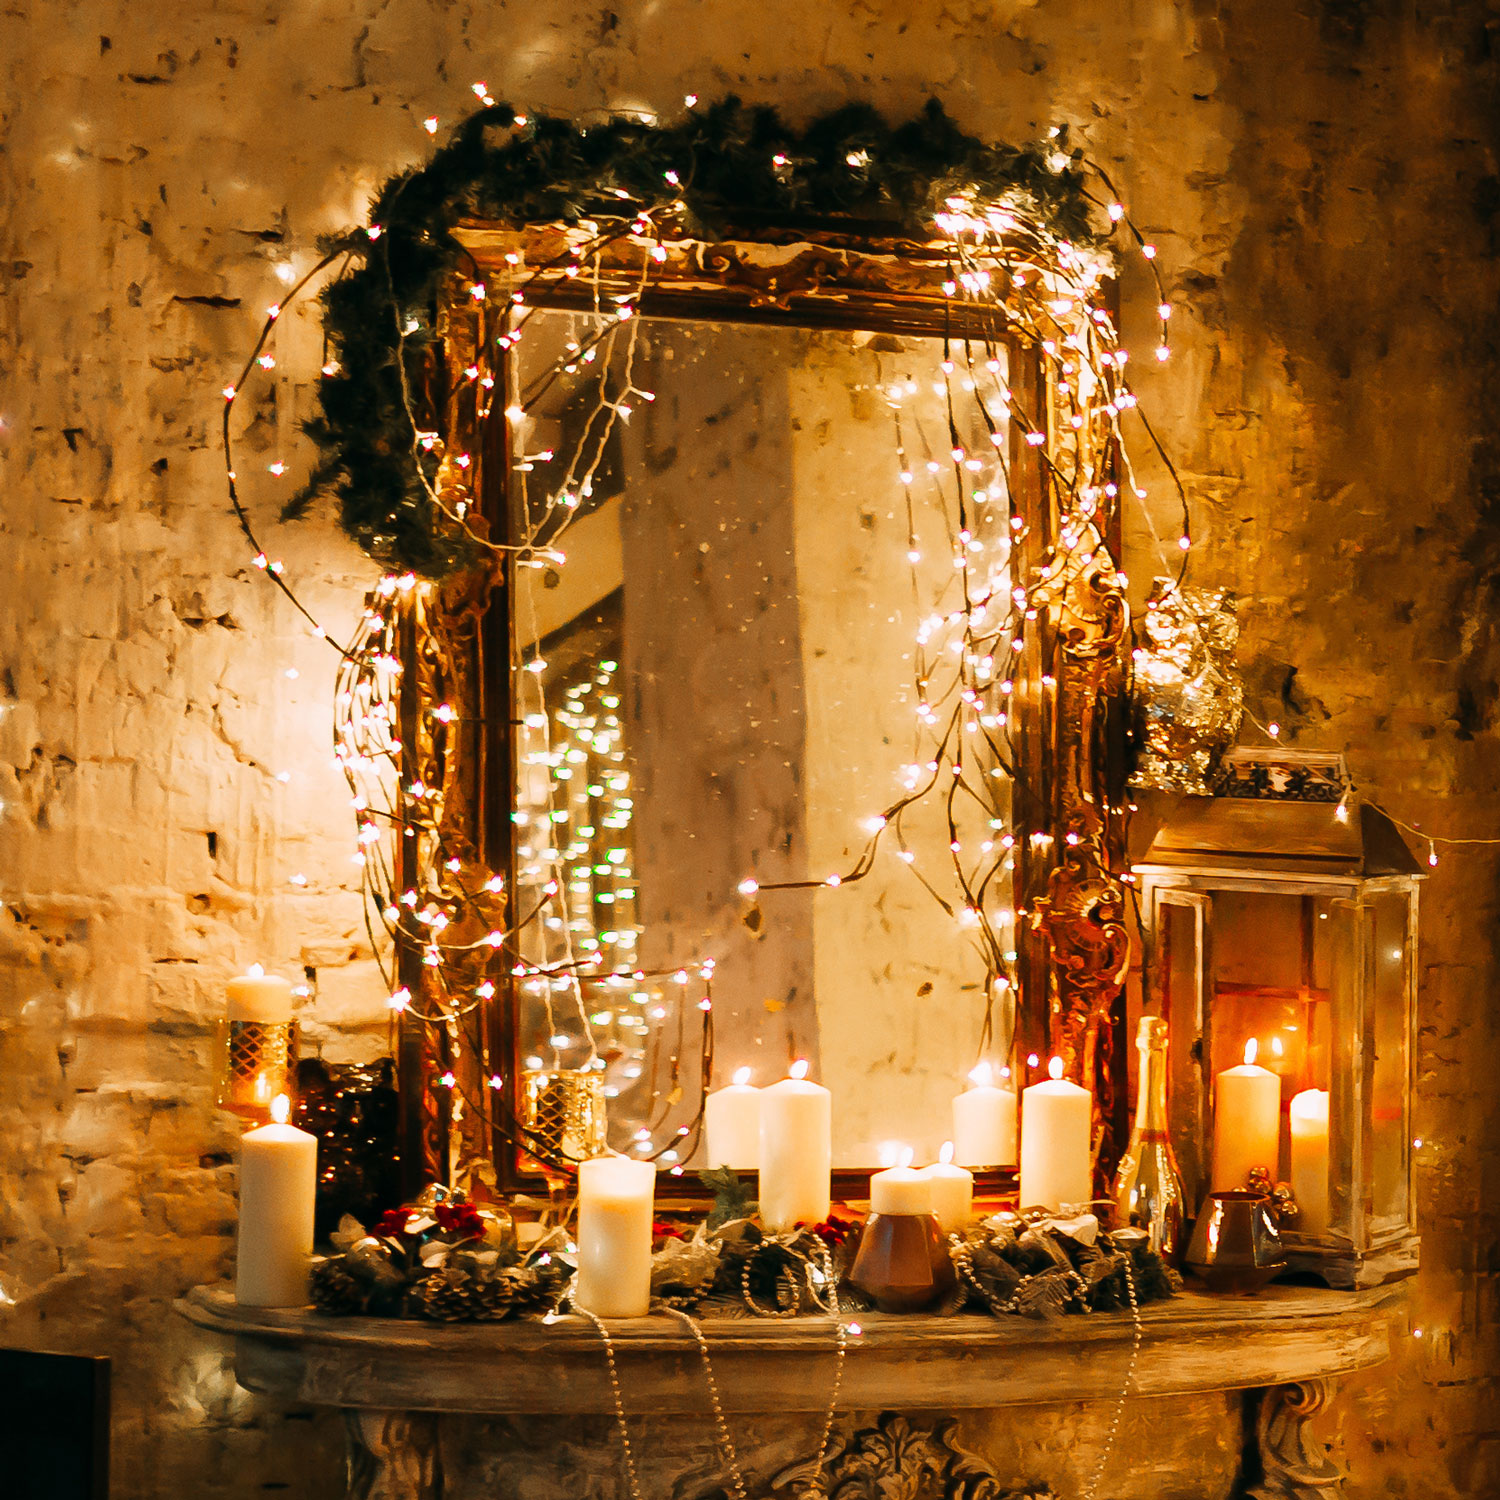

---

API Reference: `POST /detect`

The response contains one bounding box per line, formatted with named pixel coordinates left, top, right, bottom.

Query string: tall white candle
left=759, top=1060, right=832, bottom=1231
left=227, top=964, right=294, bottom=1024
left=1019, top=1057, right=1093, bottom=1212
left=951, top=1062, right=1018, bottom=1167
left=236, top=1094, right=317, bottom=1307
left=704, top=1067, right=762, bottom=1170
left=1211, top=1038, right=1282, bottom=1192
left=574, top=1155, right=656, bottom=1318
left=1289, top=1088, right=1331, bottom=1234
left=922, top=1142, right=974, bottom=1236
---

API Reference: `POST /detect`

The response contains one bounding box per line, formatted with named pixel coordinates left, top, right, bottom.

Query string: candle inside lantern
left=922, top=1142, right=974, bottom=1236
left=1211, top=1038, right=1282, bottom=1192
left=868, top=1147, right=931, bottom=1215
left=1288, top=1088, right=1331, bottom=1234
left=704, top=1066, right=761, bottom=1171
left=574, top=1154, right=656, bottom=1318
left=227, top=963, right=294, bottom=1023
left=1019, top=1057, right=1093, bottom=1212
left=235, top=1094, right=317, bottom=1307
left=951, top=1061, right=1018, bottom=1167
left=759, top=1060, right=832, bottom=1231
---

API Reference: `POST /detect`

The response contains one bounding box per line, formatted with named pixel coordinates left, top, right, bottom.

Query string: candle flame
left=1244, top=1037, right=1259, bottom=1067
left=1048, top=1056, right=1064, bottom=1081
left=789, top=1059, right=809, bottom=1081
left=248, top=962, right=265, bottom=979
left=732, top=1066, right=752, bottom=1087
left=939, top=1141, right=955, bottom=1165
left=899, top=1145, right=915, bottom=1169
left=270, top=1094, right=291, bottom=1125
left=1270, top=1036, right=1284, bottom=1059
left=968, top=1061, right=994, bottom=1088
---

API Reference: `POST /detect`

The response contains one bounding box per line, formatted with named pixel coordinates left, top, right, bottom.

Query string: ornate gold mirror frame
left=387, top=218, right=1131, bottom=1203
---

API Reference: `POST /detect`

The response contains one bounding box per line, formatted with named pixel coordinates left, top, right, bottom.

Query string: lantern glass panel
left=1207, top=889, right=1336, bottom=1181
left=1158, top=894, right=1208, bottom=1196
left=1370, top=890, right=1411, bottom=1231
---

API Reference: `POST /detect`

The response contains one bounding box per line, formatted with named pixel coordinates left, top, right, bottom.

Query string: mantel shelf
left=178, top=1281, right=1406, bottom=1417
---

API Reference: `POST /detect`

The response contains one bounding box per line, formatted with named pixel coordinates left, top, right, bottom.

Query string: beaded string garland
left=223, top=95, right=1191, bottom=1168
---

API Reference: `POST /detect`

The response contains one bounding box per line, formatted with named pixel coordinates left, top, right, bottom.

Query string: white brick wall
left=2, top=2, right=1497, bottom=1495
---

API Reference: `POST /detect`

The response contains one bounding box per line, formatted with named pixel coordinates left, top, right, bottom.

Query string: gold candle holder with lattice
left=520, top=1069, right=608, bottom=1172
left=217, top=967, right=299, bottom=1122
left=216, top=1019, right=299, bottom=1121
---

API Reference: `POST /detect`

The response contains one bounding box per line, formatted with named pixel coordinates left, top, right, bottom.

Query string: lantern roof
left=1132, top=749, right=1423, bottom=880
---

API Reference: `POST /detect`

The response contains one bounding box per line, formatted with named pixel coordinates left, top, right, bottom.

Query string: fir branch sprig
left=287, top=97, right=1101, bottom=579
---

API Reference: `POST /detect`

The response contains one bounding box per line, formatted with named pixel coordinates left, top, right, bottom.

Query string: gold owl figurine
left=1130, top=579, right=1244, bottom=796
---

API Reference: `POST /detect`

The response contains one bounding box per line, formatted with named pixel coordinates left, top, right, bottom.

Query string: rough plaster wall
left=0, top=1, right=1497, bottom=1497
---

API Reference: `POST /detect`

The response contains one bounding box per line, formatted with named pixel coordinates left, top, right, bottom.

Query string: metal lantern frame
left=1135, top=749, right=1421, bottom=1288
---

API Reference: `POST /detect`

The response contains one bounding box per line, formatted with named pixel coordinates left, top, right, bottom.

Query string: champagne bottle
left=1111, top=1016, right=1187, bottom=1261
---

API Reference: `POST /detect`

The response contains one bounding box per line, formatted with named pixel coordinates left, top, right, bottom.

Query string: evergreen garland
left=288, top=97, right=1101, bottom=579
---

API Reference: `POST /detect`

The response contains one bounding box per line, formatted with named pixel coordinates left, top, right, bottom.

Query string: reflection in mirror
left=510, top=311, right=1019, bottom=1167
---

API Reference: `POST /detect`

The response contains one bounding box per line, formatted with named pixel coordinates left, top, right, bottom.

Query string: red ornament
left=809, top=1215, right=855, bottom=1249
left=376, top=1208, right=415, bottom=1239
left=434, top=1202, right=486, bottom=1238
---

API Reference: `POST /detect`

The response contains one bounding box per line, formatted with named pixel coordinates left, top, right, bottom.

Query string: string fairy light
left=1238, top=708, right=1500, bottom=869
left=220, top=95, right=1206, bottom=1163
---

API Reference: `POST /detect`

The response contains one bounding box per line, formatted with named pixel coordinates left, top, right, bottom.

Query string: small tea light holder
left=217, top=966, right=298, bottom=1122
left=849, top=1149, right=956, bottom=1313
left=520, top=1068, right=608, bottom=1170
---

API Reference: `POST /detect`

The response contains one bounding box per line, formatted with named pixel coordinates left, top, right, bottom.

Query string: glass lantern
left=1135, top=749, right=1421, bottom=1288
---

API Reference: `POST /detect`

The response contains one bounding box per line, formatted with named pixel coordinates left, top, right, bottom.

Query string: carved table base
left=329, top=1394, right=1348, bottom=1500
left=177, top=1284, right=1400, bottom=1500
left=1245, top=1380, right=1345, bottom=1500
left=345, top=1411, right=441, bottom=1500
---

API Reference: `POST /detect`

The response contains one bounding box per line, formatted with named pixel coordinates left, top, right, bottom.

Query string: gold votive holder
left=520, top=1068, right=608, bottom=1170
left=216, top=1018, right=298, bottom=1122
left=1185, top=1189, right=1286, bottom=1293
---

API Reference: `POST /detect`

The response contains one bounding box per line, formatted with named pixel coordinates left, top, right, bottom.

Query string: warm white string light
left=222, top=101, right=1203, bottom=1140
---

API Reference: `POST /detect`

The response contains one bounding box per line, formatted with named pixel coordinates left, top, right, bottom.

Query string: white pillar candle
left=1019, top=1057, right=1094, bottom=1212
left=704, top=1067, right=762, bottom=1170
left=227, top=964, right=295, bottom=1024
left=574, top=1154, right=656, bottom=1318
left=951, top=1062, right=1019, bottom=1166
left=1289, top=1088, right=1331, bottom=1234
left=922, top=1143, right=974, bottom=1236
left=869, top=1159, right=932, bottom=1216
left=1211, top=1038, right=1282, bottom=1192
left=759, top=1060, right=832, bottom=1231
left=235, top=1094, right=317, bottom=1307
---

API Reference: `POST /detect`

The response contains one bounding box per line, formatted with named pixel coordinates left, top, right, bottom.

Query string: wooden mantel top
left=178, top=1282, right=1406, bottom=1416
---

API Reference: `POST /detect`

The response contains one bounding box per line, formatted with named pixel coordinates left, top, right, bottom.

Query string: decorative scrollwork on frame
left=755, top=1412, right=1053, bottom=1500
left=1030, top=541, right=1131, bottom=1165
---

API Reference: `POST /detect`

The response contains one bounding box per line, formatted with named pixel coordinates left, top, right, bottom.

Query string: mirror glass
left=509, top=310, right=1019, bottom=1166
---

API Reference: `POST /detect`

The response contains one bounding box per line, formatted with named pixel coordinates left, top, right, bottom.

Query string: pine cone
left=409, top=1268, right=485, bottom=1321
left=495, top=1261, right=569, bottom=1316
left=310, top=1257, right=369, bottom=1315
left=469, top=1267, right=533, bottom=1321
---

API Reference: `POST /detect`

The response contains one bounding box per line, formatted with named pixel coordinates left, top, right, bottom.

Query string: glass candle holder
left=216, top=1018, right=298, bottom=1122
left=848, top=1212, right=956, bottom=1313
left=520, top=1068, right=608, bottom=1170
